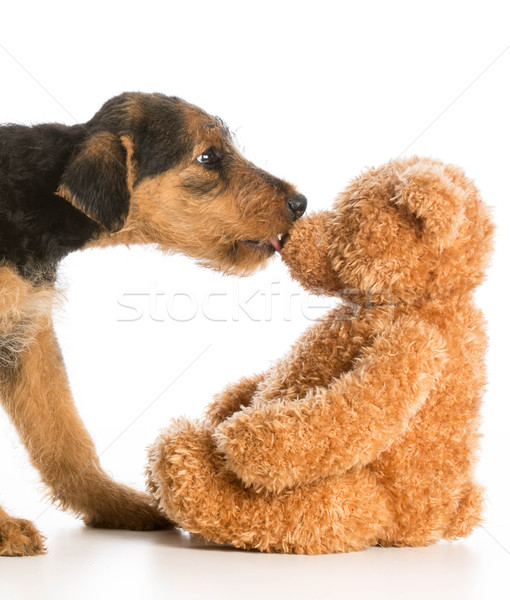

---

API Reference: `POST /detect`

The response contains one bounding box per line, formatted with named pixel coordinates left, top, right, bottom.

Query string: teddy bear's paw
left=205, top=374, right=264, bottom=428
left=213, top=408, right=305, bottom=493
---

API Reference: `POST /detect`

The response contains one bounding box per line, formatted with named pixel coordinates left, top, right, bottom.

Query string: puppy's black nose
left=286, top=193, right=307, bottom=220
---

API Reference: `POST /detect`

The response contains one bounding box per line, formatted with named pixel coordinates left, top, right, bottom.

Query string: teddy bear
left=146, top=156, right=494, bottom=554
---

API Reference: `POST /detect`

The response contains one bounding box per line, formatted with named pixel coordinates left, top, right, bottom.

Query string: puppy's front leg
left=1, top=315, right=168, bottom=531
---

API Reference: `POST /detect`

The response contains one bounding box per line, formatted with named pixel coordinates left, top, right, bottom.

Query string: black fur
left=0, top=93, right=194, bottom=282
left=0, top=123, right=100, bottom=282
left=58, top=133, right=132, bottom=233
left=85, top=93, right=193, bottom=181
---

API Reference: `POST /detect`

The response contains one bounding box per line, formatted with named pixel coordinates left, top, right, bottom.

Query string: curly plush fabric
left=147, top=157, right=494, bottom=554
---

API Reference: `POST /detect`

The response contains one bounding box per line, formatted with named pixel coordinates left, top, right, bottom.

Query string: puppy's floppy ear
left=393, top=161, right=466, bottom=250
left=56, top=132, right=135, bottom=233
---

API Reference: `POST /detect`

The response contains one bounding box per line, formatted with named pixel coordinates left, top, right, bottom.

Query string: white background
left=1, top=1, right=509, bottom=598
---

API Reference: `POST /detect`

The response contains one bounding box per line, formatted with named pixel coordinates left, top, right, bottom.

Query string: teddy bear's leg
left=147, top=420, right=395, bottom=554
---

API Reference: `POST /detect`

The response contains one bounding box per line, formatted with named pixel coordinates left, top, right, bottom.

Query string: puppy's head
left=57, top=92, right=306, bottom=275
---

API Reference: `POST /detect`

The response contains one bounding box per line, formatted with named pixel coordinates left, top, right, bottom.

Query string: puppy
left=0, top=92, right=306, bottom=555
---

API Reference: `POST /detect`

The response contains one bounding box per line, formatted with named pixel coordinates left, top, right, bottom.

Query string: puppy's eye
left=196, top=147, right=222, bottom=167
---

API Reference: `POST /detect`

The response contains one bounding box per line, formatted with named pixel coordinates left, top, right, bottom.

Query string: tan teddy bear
left=146, top=156, right=494, bottom=554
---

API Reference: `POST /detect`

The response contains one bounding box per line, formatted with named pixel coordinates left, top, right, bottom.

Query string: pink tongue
left=269, top=237, right=282, bottom=253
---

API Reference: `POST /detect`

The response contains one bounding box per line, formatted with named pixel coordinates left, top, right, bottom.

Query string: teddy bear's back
left=371, top=295, right=487, bottom=544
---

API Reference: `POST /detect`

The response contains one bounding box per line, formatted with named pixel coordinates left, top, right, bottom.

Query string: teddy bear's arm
left=205, top=374, right=266, bottom=428
left=213, top=315, right=448, bottom=492
left=206, top=307, right=358, bottom=428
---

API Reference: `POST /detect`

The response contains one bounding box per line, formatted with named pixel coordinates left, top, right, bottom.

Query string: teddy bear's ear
left=392, top=162, right=466, bottom=250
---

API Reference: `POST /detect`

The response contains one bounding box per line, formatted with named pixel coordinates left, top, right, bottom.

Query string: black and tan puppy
left=0, top=92, right=306, bottom=556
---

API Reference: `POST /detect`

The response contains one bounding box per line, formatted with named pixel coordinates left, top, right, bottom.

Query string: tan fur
left=0, top=504, right=46, bottom=557
left=147, top=157, right=494, bottom=554
left=91, top=166, right=291, bottom=276
left=119, top=135, right=137, bottom=195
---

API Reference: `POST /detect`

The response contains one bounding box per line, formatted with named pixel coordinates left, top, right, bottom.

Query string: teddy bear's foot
left=147, top=419, right=394, bottom=554
left=0, top=516, right=46, bottom=556
left=443, top=484, right=484, bottom=540
left=381, top=483, right=485, bottom=548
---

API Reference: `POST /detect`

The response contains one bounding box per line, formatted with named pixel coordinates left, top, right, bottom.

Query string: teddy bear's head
left=281, top=157, right=494, bottom=304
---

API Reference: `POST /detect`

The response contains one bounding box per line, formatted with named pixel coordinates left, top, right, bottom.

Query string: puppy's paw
left=0, top=517, right=46, bottom=556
